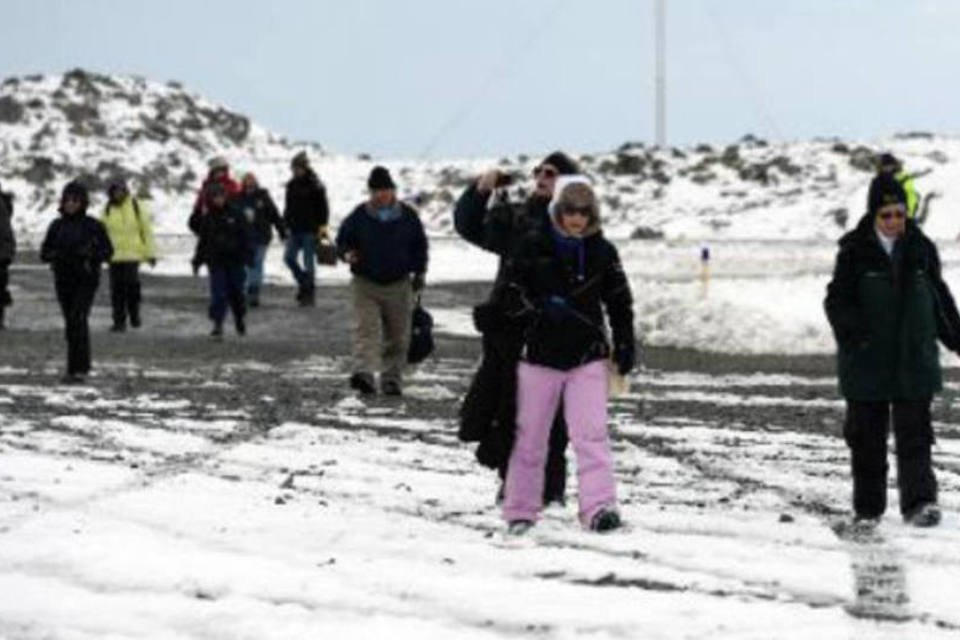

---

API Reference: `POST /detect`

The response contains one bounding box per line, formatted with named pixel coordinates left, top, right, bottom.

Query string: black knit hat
left=60, top=180, right=89, bottom=210
left=867, top=173, right=907, bottom=215
left=877, top=152, right=899, bottom=170
left=539, top=151, right=580, bottom=176
left=368, top=165, right=396, bottom=190
left=291, top=151, right=310, bottom=169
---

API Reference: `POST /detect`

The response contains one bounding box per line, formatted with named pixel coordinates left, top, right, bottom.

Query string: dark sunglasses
left=560, top=204, right=593, bottom=217
left=533, top=166, right=558, bottom=179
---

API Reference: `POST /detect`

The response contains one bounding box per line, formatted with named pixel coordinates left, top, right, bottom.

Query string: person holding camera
left=336, top=166, right=428, bottom=396
left=453, top=151, right=581, bottom=506
left=40, top=181, right=113, bottom=383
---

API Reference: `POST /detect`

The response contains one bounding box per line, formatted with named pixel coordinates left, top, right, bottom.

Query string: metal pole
left=655, top=0, right=666, bottom=147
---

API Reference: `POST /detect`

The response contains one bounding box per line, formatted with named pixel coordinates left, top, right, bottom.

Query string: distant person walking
left=101, top=179, right=157, bottom=331
left=336, top=166, right=427, bottom=396
left=40, top=181, right=113, bottom=383
left=825, top=173, right=960, bottom=528
left=875, top=152, right=920, bottom=219
left=283, top=151, right=329, bottom=306
left=453, top=151, right=581, bottom=506
left=237, top=172, right=286, bottom=307
left=189, top=182, right=254, bottom=339
left=499, top=177, right=635, bottom=535
left=0, top=182, right=15, bottom=330
left=191, top=156, right=241, bottom=274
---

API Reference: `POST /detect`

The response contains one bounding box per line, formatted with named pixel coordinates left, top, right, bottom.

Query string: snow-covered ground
left=2, top=360, right=960, bottom=639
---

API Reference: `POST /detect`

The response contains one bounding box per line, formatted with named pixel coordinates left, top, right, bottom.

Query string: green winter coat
left=824, top=214, right=960, bottom=401
left=101, top=196, right=156, bottom=263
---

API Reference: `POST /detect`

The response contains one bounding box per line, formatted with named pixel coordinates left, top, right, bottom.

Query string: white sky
left=2, top=0, right=959, bottom=158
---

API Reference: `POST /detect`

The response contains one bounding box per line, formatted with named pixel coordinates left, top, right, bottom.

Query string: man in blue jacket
left=336, top=166, right=428, bottom=396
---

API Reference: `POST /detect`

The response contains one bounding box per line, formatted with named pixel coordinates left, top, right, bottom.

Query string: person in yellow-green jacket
left=876, top=153, right=919, bottom=219
left=101, top=179, right=156, bottom=331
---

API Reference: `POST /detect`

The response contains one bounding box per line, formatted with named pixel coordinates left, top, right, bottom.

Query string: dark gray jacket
left=0, top=191, right=15, bottom=264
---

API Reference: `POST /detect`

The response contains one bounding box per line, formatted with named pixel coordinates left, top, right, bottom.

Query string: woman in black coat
left=40, top=181, right=113, bottom=383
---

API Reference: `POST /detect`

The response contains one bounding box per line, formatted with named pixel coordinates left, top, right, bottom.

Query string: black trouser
left=844, top=399, right=937, bottom=518
left=54, top=276, right=98, bottom=375
left=108, top=262, right=141, bottom=327
left=0, top=260, right=10, bottom=307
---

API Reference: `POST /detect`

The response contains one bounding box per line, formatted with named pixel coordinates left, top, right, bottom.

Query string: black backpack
left=407, top=296, right=434, bottom=364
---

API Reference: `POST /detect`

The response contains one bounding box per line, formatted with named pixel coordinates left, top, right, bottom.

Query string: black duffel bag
left=407, top=296, right=434, bottom=364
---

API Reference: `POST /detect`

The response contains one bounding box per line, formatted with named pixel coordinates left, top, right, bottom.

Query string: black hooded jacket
left=40, top=211, right=113, bottom=282
left=284, top=170, right=329, bottom=234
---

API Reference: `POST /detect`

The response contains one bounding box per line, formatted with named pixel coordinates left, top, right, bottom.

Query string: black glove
left=411, top=273, right=425, bottom=292
left=614, top=343, right=636, bottom=376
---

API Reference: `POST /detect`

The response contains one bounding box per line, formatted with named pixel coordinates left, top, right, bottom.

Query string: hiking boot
left=298, top=290, right=315, bottom=307
left=210, top=323, right=224, bottom=340
left=381, top=378, right=403, bottom=396
left=349, top=372, right=376, bottom=395
left=589, top=508, right=622, bottom=533
left=905, top=503, right=941, bottom=528
left=235, top=316, right=246, bottom=336
left=506, top=520, right=534, bottom=536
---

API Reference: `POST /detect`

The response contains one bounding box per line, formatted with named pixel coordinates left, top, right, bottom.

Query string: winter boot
left=210, top=322, right=224, bottom=340
left=349, top=372, right=376, bottom=395
left=298, top=288, right=316, bottom=307
left=589, top=508, right=622, bottom=533
left=235, top=315, right=246, bottom=336
left=905, top=503, right=941, bottom=528
left=130, top=309, right=141, bottom=329
left=381, top=378, right=402, bottom=397
left=507, top=520, right=534, bottom=536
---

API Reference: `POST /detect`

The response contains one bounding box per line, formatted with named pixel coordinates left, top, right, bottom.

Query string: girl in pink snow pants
left=500, top=176, right=636, bottom=534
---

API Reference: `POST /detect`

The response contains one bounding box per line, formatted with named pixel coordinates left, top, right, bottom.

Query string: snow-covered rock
left=2, top=69, right=959, bottom=244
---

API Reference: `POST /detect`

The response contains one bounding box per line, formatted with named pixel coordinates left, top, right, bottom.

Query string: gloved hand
left=147, top=258, right=157, bottom=268
left=613, top=343, right=636, bottom=376
left=411, top=273, right=425, bottom=292
left=542, top=295, right=570, bottom=322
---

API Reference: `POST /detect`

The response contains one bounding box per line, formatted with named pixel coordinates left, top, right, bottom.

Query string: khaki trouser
left=351, top=276, right=412, bottom=384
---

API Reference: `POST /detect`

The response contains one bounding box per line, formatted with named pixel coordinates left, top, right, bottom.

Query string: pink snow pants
left=503, top=360, right=617, bottom=526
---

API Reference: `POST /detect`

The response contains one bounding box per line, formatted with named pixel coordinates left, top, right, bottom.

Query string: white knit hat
left=548, top=174, right=594, bottom=218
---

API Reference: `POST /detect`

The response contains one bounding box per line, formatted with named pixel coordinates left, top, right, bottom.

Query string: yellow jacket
left=101, top=197, right=157, bottom=263
left=896, top=170, right=919, bottom=218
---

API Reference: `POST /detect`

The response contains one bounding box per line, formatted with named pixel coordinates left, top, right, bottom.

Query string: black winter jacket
left=0, top=192, right=14, bottom=264
left=454, top=184, right=552, bottom=289
left=825, top=213, right=960, bottom=401
left=284, top=170, right=329, bottom=234
left=188, top=203, right=255, bottom=267
left=40, top=212, right=113, bottom=282
left=236, top=188, right=285, bottom=245
left=502, top=226, right=635, bottom=371
left=335, top=202, right=428, bottom=285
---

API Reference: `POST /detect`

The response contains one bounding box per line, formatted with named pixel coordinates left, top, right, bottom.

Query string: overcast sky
left=2, top=0, right=959, bottom=159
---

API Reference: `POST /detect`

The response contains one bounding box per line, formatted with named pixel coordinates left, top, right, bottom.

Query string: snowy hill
left=2, top=69, right=960, bottom=243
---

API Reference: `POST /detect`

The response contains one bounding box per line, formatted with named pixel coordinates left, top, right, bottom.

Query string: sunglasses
left=560, top=204, right=593, bottom=217
left=878, top=209, right=906, bottom=221
left=533, top=166, right=558, bottom=179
